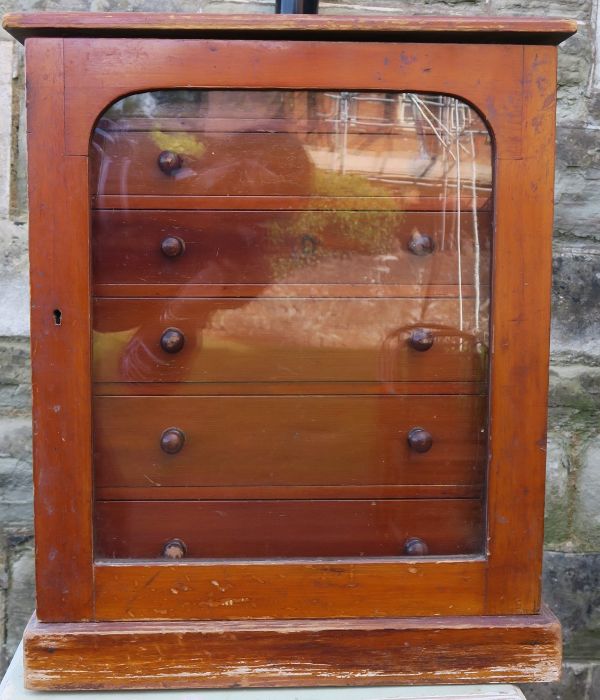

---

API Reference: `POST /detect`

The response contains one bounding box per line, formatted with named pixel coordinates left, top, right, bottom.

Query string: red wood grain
left=485, top=45, right=558, bottom=615
left=62, top=40, right=525, bottom=159
left=95, top=498, right=483, bottom=559
left=93, top=394, right=486, bottom=489
left=26, top=38, right=94, bottom=622
left=22, top=607, right=561, bottom=689
left=4, top=12, right=577, bottom=45
left=93, top=559, right=488, bottom=621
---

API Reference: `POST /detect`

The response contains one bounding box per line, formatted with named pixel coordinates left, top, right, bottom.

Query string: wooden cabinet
left=3, top=11, right=576, bottom=691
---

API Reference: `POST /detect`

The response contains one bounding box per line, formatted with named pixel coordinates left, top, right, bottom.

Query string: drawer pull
left=409, top=328, right=434, bottom=351
left=160, top=427, right=185, bottom=454
left=407, top=427, right=433, bottom=453
left=408, top=231, right=434, bottom=256
left=162, top=538, right=187, bottom=560
left=403, top=537, right=429, bottom=556
left=161, top=235, right=185, bottom=258
left=157, top=150, right=183, bottom=175
left=160, top=327, right=185, bottom=354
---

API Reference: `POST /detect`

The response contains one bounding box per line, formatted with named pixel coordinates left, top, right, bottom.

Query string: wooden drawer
left=92, top=298, right=487, bottom=383
left=94, top=498, right=483, bottom=559
left=93, top=395, right=486, bottom=491
left=92, top=210, right=491, bottom=292
left=90, top=128, right=491, bottom=203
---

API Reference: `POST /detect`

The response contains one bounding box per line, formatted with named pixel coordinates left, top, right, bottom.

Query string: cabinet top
left=3, top=12, right=576, bottom=45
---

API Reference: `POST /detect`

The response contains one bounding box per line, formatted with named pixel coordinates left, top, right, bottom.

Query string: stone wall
left=0, top=1, right=598, bottom=697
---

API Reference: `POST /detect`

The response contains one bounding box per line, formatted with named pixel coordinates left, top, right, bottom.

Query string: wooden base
left=23, top=607, right=561, bottom=691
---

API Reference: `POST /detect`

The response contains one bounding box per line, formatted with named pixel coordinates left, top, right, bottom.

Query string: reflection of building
left=301, top=92, right=492, bottom=207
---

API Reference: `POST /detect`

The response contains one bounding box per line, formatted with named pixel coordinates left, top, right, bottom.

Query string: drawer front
left=93, top=298, right=487, bottom=383
left=91, top=129, right=491, bottom=204
left=94, top=498, right=483, bottom=559
left=94, top=395, right=486, bottom=489
left=92, top=210, right=491, bottom=290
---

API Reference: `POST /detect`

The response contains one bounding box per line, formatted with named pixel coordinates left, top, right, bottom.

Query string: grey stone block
left=0, top=415, right=33, bottom=526
left=544, top=430, right=573, bottom=547
left=555, top=128, right=600, bottom=243
left=0, top=337, right=29, bottom=388
left=573, top=438, right=600, bottom=551
left=90, top=0, right=210, bottom=10
left=544, top=363, right=600, bottom=550
left=542, top=552, right=600, bottom=656
left=520, top=662, right=598, bottom=700
left=492, top=0, right=591, bottom=21
left=4, top=536, right=34, bottom=669
left=551, top=243, right=600, bottom=363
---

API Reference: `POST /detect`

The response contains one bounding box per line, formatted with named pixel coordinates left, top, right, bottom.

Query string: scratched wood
left=25, top=39, right=94, bottom=623
left=484, top=45, right=558, bottom=615
left=8, top=13, right=574, bottom=689
left=3, top=13, right=577, bottom=44
left=22, top=607, right=561, bottom=689
left=62, top=40, right=525, bottom=159
left=93, top=559, right=488, bottom=620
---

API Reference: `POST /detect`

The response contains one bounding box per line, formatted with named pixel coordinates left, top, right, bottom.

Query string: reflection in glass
left=91, top=90, right=492, bottom=561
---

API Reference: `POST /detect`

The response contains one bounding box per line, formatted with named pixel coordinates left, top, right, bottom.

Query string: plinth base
left=23, top=607, right=561, bottom=691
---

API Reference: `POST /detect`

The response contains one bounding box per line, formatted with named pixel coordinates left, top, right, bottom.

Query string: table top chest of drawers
left=3, top=11, right=576, bottom=691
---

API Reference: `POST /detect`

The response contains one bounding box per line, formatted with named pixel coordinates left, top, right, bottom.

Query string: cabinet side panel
left=486, top=45, right=557, bottom=614
left=26, top=38, right=94, bottom=620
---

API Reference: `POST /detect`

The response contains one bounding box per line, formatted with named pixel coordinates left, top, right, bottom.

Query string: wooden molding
left=23, top=606, right=561, bottom=690
left=3, top=13, right=577, bottom=45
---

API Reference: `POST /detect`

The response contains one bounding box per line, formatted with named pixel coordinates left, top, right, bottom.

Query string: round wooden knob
left=403, top=537, right=429, bottom=556
left=160, top=327, right=185, bottom=354
left=409, top=328, right=434, bottom=352
left=157, top=150, right=182, bottom=175
left=407, top=427, right=433, bottom=453
left=160, top=427, right=185, bottom=454
left=161, top=236, right=185, bottom=258
left=162, top=538, right=187, bottom=560
left=408, top=231, right=434, bottom=256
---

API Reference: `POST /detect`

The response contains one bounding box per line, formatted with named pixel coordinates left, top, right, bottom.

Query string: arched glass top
left=90, top=89, right=492, bottom=562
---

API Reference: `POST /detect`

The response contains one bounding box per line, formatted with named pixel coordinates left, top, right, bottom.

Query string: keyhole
left=53, top=309, right=62, bottom=326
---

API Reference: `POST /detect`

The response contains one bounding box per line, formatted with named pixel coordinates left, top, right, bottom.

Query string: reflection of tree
left=266, top=169, right=404, bottom=279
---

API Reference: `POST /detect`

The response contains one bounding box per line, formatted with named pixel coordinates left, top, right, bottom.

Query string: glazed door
left=88, top=86, right=492, bottom=618
left=27, top=37, right=555, bottom=621
left=91, top=89, right=492, bottom=555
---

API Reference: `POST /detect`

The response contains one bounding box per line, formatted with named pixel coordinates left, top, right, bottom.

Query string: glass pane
left=91, top=90, right=492, bottom=561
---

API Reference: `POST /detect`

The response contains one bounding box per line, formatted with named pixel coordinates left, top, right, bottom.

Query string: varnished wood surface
left=4, top=13, right=577, bottom=45
left=63, top=41, right=525, bottom=159
left=18, top=21, right=567, bottom=685
left=95, top=498, right=483, bottom=559
left=96, top=484, right=482, bottom=501
left=92, top=210, right=491, bottom=290
left=93, top=297, right=487, bottom=383
left=93, top=559, right=488, bottom=620
left=22, top=607, right=561, bottom=689
left=484, top=46, right=557, bottom=615
left=25, top=39, right=94, bottom=623
left=93, top=395, right=486, bottom=489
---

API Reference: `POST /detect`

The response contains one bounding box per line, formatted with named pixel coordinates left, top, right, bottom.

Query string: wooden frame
left=4, top=13, right=576, bottom=689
